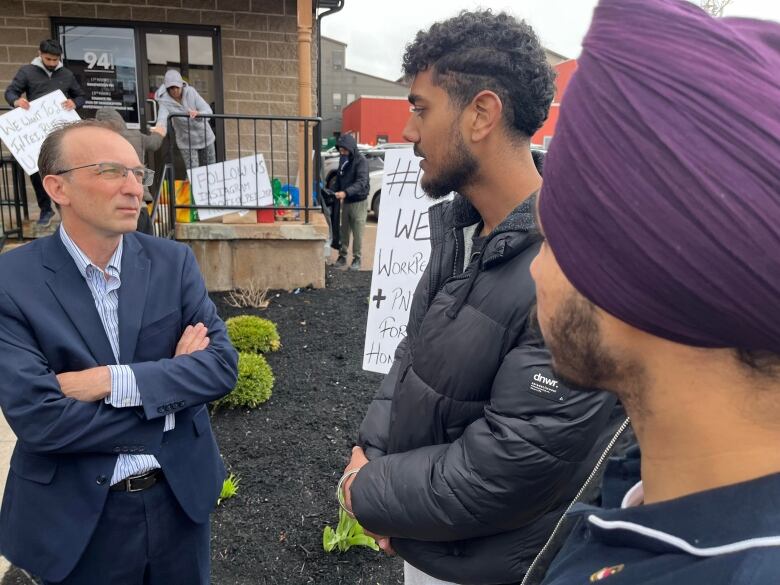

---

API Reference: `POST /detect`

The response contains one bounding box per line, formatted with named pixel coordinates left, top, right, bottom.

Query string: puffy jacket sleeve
left=155, top=99, right=170, bottom=134
left=66, top=72, right=86, bottom=108
left=350, top=339, right=617, bottom=541
left=343, top=156, right=369, bottom=202
left=4, top=67, right=28, bottom=107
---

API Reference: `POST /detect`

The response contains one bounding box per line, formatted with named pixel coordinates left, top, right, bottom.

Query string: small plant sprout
left=322, top=508, right=380, bottom=553
left=218, top=473, right=240, bottom=505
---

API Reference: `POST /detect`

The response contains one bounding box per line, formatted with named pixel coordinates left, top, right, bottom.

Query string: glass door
left=140, top=28, right=221, bottom=181
left=58, top=24, right=141, bottom=128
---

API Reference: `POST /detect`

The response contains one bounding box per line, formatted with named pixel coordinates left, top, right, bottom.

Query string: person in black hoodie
left=338, top=10, right=622, bottom=585
left=5, top=39, right=85, bottom=227
left=333, top=133, right=369, bottom=270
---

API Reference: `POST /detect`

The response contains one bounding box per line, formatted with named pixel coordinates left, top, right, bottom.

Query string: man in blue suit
left=0, top=119, right=238, bottom=584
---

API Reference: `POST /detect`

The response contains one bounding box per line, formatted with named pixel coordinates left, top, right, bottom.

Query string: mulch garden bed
left=210, top=267, right=403, bottom=585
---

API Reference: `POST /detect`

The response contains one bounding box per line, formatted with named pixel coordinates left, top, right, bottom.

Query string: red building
left=341, top=96, right=410, bottom=145
left=533, top=59, right=579, bottom=148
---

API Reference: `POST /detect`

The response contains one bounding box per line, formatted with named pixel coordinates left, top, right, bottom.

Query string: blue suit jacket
left=0, top=232, right=238, bottom=582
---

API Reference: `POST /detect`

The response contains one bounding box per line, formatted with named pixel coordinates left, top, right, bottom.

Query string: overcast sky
left=321, top=0, right=780, bottom=81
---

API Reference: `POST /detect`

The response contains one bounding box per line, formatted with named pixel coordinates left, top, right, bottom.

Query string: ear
left=42, top=174, right=71, bottom=208
left=466, top=90, right=503, bottom=143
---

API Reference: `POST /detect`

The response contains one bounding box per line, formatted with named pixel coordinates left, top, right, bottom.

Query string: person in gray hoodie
left=153, top=70, right=216, bottom=171
left=5, top=39, right=85, bottom=226
left=95, top=108, right=163, bottom=234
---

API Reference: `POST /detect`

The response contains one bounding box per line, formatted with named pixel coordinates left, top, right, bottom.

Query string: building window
left=333, top=92, right=342, bottom=111
left=346, top=93, right=355, bottom=105
left=333, top=52, right=343, bottom=70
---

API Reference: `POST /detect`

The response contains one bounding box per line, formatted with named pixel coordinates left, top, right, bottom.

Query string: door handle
left=146, top=98, right=158, bottom=125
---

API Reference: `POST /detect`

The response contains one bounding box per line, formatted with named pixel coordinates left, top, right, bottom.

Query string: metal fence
left=0, top=106, right=25, bottom=248
left=157, top=113, right=322, bottom=238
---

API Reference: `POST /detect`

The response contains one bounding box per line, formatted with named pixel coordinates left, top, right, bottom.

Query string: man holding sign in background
left=5, top=39, right=85, bottom=227
left=339, top=10, right=620, bottom=585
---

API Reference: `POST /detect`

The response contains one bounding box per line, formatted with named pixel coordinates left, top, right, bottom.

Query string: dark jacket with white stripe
left=354, top=193, right=621, bottom=585
left=542, top=472, right=780, bottom=585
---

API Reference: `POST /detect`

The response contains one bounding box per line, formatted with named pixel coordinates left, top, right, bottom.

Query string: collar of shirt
left=58, top=225, right=123, bottom=281
left=566, top=472, right=780, bottom=557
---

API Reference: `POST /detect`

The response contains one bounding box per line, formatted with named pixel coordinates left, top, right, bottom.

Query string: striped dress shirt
left=59, top=227, right=174, bottom=485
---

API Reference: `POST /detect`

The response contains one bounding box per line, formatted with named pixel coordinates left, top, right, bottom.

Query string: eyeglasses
left=54, top=162, right=155, bottom=187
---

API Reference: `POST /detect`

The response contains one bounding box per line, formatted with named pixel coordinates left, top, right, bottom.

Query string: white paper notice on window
left=0, top=90, right=81, bottom=175
left=188, top=153, right=274, bottom=220
left=363, top=148, right=446, bottom=374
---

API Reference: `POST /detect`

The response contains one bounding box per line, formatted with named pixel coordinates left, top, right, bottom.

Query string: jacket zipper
left=519, top=417, right=632, bottom=585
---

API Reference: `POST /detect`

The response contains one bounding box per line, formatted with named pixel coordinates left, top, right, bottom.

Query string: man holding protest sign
left=339, top=10, right=621, bottom=585
left=5, top=39, right=85, bottom=227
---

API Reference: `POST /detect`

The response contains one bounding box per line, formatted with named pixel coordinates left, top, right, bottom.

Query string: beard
left=419, top=128, right=479, bottom=199
left=44, top=63, right=57, bottom=72
left=543, top=291, right=646, bottom=409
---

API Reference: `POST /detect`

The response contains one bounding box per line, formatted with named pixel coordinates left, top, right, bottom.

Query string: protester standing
left=154, top=70, right=216, bottom=170
left=4, top=39, right=85, bottom=226
left=339, top=11, right=621, bottom=585
left=333, top=133, right=370, bottom=270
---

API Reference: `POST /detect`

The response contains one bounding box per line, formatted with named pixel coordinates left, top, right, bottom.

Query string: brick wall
left=0, top=0, right=317, bottom=198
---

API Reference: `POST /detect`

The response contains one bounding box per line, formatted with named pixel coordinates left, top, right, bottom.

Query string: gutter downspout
left=314, top=1, right=344, bottom=192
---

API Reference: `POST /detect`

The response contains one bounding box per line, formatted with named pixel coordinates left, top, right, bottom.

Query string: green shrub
left=226, top=315, right=281, bottom=353
left=213, top=352, right=274, bottom=410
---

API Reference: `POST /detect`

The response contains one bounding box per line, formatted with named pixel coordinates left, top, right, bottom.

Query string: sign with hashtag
left=363, top=148, right=449, bottom=374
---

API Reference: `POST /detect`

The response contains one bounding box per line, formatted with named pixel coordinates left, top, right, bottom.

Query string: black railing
left=0, top=107, right=25, bottom=245
left=162, top=113, right=321, bottom=237
left=150, top=163, right=175, bottom=239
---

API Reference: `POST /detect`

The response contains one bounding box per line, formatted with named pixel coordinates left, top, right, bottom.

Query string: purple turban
left=539, top=0, right=780, bottom=352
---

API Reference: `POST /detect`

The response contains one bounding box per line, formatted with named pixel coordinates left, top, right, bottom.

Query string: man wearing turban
left=530, top=0, right=780, bottom=583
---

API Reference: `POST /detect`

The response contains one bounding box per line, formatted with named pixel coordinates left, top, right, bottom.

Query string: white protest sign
left=187, top=153, right=273, bottom=220
left=363, top=148, right=441, bottom=374
left=0, top=90, right=81, bottom=175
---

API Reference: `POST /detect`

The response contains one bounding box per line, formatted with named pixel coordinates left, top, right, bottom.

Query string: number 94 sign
left=84, top=51, right=114, bottom=70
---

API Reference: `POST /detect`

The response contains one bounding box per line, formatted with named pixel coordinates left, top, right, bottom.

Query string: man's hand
left=335, top=191, right=347, bottom=201
left=188, top=109, right=199, bottom=119
left=62, top=99, right=76, bottom=111
left=14, top=98, right=30, bottom=110
left=150, top=126, right=166, bottom=136
left=57, top=367, right=111, bottom=402
left=342, top=446, right=395, bottom=555
left=176, top=323, right=210, bottom=356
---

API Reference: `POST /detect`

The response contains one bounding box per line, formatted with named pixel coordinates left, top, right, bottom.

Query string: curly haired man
left=337, top=10, right=623, bottom=585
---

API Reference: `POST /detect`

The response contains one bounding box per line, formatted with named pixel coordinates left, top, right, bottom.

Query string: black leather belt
left=109, top=469, right=164, bottom=492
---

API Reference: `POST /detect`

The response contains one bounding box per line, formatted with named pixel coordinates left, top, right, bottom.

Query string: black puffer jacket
left=4, top=59, right=85, bottom=108
left=354, top=193, right=621, bottom=585
left=334, top=134, right=369, bottom=203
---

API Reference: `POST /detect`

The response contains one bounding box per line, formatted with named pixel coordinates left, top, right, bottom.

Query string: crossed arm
left=56, top=323, right=210, bottom=402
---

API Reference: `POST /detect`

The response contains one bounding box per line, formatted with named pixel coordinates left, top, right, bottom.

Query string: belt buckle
left=126, top=477, right=145, bottom=492
left=125, top=471, right=152, bottom=493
